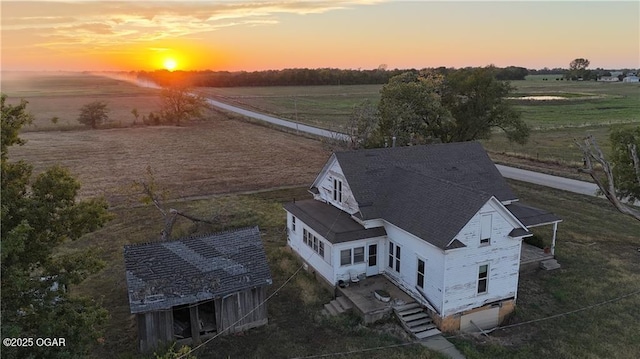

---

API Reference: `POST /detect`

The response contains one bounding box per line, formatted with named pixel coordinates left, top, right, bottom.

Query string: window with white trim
left=291, top=216, right=296, bottom=232
left=388, top=242, right=401, bottom=273
left=333, top=179, right=343, bottom=203
left=477, top=264, right=489, bottom=294
left=340, top=249, right=352, bottom=266
left=417, top=258, right=425, bottom=289
left=353, top=247, right=365, bottom=264
left=480, top=214, right=492, bottom=245
left=303, top=228, right=325, bottom=260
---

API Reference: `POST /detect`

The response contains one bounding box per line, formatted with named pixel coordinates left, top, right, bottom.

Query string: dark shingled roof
left=332, top=142, right=517, bottom=213
left=374, top=167, right=493, bottom=249
left=505, top=202, right=562, bottom=227
left=284, top=200, right=387, bottom=244
left=124, top=226, right=272, bottom=314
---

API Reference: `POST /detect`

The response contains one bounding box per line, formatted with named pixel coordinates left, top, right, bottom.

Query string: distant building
left=622, top=75, right=639, bottom=83
left=598, top=76, right=619, bottom=82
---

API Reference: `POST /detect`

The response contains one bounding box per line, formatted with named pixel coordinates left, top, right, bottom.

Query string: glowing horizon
left=1, top=1, right=638, bottom=72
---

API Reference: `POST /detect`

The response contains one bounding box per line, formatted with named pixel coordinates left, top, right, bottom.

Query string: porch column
left=551, top=222, right=558, bottom=256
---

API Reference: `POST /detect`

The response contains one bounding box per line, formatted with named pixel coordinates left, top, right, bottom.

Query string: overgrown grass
left=67, top=187, right=441, bottom=358
left=450, top=180, right=640, bottom=359
left=67, top=181, right=640, bottom=359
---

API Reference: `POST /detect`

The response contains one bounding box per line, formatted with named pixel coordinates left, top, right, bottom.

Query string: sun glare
left=164, top=58, right=177, bottom=71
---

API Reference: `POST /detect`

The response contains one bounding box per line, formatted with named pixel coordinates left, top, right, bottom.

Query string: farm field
left=1, top=72, right=162, bottom=131
left=4, top=72, right=639, bottom=358
left=8, top=114, right=330, bottom=206
left=197, top=79, right=640, bottom=169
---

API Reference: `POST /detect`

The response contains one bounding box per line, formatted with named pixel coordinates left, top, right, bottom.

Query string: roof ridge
left=334, top=141, right=480, bottom=155
left=124, top=225, right=260, bottom=249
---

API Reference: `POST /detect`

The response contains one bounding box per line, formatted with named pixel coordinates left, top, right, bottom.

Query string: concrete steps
left=393, top=302, right=441, bottom=340
left=321, top=295, right=354, bottom=317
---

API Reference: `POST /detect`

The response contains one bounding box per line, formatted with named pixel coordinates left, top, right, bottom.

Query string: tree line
left=136, top=66, right=532, bottom=88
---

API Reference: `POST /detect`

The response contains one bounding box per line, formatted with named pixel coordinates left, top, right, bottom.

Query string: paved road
left=203, top=96, right=604, bottom=198
left=205, top=98, right=350, bottom=141
left=495, top=165, right=598, bottom=197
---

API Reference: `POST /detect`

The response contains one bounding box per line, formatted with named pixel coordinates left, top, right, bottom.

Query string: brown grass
left=9, top=114, right=330, bottom=206
left=2, top=71, right=161, bottom=130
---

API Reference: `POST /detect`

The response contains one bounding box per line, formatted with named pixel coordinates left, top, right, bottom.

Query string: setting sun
left=164, top=58, right=177, bottom=71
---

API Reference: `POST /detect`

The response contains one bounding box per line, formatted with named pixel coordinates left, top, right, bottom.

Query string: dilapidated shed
left=124, top=226, right=272, bottom=352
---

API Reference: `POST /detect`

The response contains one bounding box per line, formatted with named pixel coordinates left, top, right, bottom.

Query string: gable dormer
left=310, top=155, right=359, bottom=215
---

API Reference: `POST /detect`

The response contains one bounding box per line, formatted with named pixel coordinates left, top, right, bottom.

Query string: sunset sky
left=2, top=1, right=638, bottom=72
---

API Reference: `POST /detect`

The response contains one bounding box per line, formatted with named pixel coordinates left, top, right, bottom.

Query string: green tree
left=441, top=66, right=529, bottom=144
left=159, top=87, right=209, bottom=125
left=566, top=58, right=590, bottom=80
left=77, top=101, right=109, bottom=129
left=2, top=94, right=112, bottom=358
left=377, top=71, right=451, bottom=146
left=576, top=127, right=640, bottom=221
left=609, top=127, right=640, bottom=202
left=376, top=67, right=528, bottom=146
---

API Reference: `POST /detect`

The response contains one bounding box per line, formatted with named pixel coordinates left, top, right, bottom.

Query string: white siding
left=442, top=200, right=522, bottom=316
left=382, top=222, right=445, bottom=314
left=332, top=239, right=383, bottom=283
left=314, top=159, right=359, bottom=214
left=286, top=212, right=334, bottom=285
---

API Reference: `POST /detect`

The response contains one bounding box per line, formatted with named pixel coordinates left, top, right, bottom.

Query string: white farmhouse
left=284, top=142, right=560, bottom=332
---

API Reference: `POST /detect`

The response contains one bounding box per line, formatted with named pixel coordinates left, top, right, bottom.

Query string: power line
left=289, top=342, right=420, bottom=359
left=178, top=199, right=345, bottom=358
left=445, top=288, right=640, bottom=338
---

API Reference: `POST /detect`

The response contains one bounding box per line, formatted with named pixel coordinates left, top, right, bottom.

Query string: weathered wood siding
left=382, top=221, right=445, bottom=314
left=286, top=212, right=335, bottom=284
left=442, top=199, right=522, bottom=316
left=216, top=287, right=269, bottom=334
left=314, top=159, right=359, bottom=214
left=137, top=310, right=173, bottom=352
left=137, top=287, right=268, bottom=352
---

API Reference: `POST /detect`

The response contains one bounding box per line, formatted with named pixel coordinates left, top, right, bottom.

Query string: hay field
left=9, top=115, right=330, bottom=206
left=1, top=72, right=162, bottom=131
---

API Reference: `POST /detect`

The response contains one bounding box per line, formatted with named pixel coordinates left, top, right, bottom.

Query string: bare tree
left=576, top=135, right=640, bottom=221
left=134, top=166, right=219, bottom=240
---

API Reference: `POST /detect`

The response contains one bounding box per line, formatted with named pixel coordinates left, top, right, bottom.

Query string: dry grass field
left=2, top=72, right=162, bottom=130
left=9, top=115, right=330, bottom=206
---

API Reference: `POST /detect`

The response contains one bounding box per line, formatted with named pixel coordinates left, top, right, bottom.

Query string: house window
left=302, top=228, right=311, bottom=247
left=303, top=228, right=325, bottom=259
left=333, top=179, right=343, bottom=203
left=417, top=258, right=425, bottom=289
left=478, top=264, right=489, bottom=294
left=340, top=249, right=352, bottom=266
left=291, top=216, right=296, bottom=232
left=480, top=214, right=492, bottom=245
left=388, top=242, right=401, bottom=273
left=353, top=247, right=365, bottom=264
